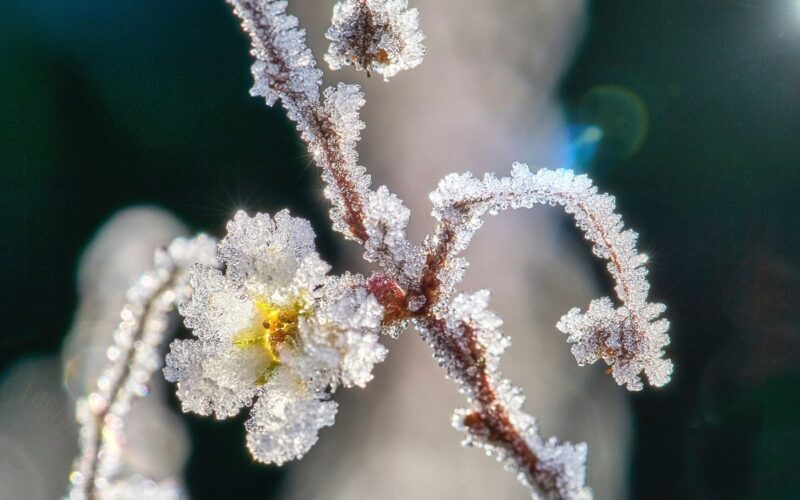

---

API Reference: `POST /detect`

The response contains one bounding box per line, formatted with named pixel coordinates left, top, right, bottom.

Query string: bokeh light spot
left=578, top=85, right=650, bottom=161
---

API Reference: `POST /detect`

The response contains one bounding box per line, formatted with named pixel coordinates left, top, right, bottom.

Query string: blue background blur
left=2, top=1, right=799, bottom=498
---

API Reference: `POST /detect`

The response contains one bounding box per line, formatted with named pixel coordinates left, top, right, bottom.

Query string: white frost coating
left=430, top=164, right=672, bottom=391
left=557, top=298, right=671, bottom=391
left=68, top=235, right=217, bottom=500
left=245, top=371, right=339, bottom=465
left=300, top=276, right=387, bottom=388
left=444, top=290, right=508, bottom=376
left=363, top=185, right=423, bottom=283
left=228, top=0, right=379, bottom=243
left=315, top=83, right=374, bottom=240
left=228, top=0, right=322, bottom=121
left=325, top=0, right=425, bottom=80
left=319, top=84, right=366, bottom=172
left=422, top=291, right=591, bottom=500
left=164, top=210, right=387, bottom=465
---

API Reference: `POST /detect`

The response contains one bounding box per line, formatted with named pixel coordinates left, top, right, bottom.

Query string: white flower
left=164, top=210, right=386, bottom=465
left=325, top=0, right=425, bottom=80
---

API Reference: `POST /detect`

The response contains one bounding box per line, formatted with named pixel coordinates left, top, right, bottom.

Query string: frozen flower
left=164, top=210, right=386, bottom=464
left=325, top=0, right=425, bottom=80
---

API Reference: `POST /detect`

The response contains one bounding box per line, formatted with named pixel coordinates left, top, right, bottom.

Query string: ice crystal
left=363, top=185, right=422, bottom=283
left=325, top=0, right=425, bottom=80
left=164, top=210, right=387, bottom=465
left=313, top=83, right=374, bottom=241
left=420, top=291, right=591, bottom=500
left=228, top=0, right=322, bottom=118
left=430, top=164, right=672, bottom=390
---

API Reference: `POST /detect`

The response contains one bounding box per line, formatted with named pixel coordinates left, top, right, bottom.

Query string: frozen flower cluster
left=164, top=210, right=386, bottom=464
left=325, top=0, right=425, bottom=80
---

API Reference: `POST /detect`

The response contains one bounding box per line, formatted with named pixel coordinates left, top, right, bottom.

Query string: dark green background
left=2, top=1, right=799, bottom=498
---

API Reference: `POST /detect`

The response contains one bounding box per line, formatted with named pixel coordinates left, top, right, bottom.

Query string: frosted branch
left=228, top=0, right=374, bottom=243
left=228, top=0, right=423, bottom=276
left=429, top=164, right=672, bottom=390
left=222, top=2, right=672, bottom=495
left=68, top=236, right=217, bottom=499
left=417, top=291, right=591, bottom=499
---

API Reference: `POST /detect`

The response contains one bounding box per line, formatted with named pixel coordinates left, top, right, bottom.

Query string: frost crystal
left=325, top=0, right=425, bottom=80
left=430, top=164, right=672, bottom=390
left=164, top=210, right=386, bottom=465
left=420, top=291, right=591, bottom=500
left=363, top=185, right=422, bottom=283
left=228, top=0, right=322, bottom=120
left=228, top=0, right=377, bottom=242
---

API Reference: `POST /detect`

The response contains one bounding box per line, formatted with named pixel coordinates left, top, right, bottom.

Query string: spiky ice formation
left=68, top=235, right=217, bottom=500
left=325, top=0, right=426, bottom=80
left=363, top=185, right=423, bottom=284
left=312, top=83, right=373, bottom=241
left=228, top=0, right=377, bottom=242
left=227, top=0, right=322, bottom=118
left=164, top=210, right=387, bottom=465
left=429, top=164, right=672, bottom=391
left=418, top=291, right=591, bottom=500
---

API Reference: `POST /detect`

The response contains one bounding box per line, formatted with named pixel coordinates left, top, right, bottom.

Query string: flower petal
left=245, top=373, right=338, bottom=465
left=164, top=339, right=261, bottom=418
left=218, top=210, right=318, bottom=287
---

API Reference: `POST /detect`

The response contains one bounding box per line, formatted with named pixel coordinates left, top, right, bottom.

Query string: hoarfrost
left=422, top=291, right=591, bottom=499
left=164, top=210, right=387, bottom=465
left=326, top=0, right=425, bottom=80
left=430, top=164, right=672, bottom=390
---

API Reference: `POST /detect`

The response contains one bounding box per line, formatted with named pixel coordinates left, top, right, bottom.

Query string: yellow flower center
left=233, top=297, right=305, bottom=385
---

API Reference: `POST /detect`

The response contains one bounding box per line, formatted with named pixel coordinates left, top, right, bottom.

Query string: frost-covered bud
left=557, top=298, right=672, bottom=391
left=325, top=0, right=425, bottom=81
left=165, top=210, right=387, bottom=465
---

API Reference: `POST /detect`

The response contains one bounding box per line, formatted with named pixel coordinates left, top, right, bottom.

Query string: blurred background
left=1, top=0, right=799, bottom=499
